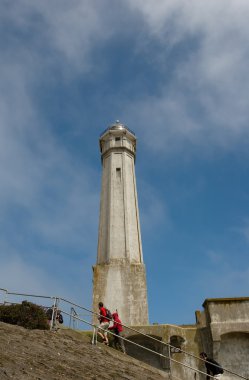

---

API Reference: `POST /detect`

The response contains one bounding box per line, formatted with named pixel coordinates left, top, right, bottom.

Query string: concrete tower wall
left=92, top=263, right=148, bottom=326
left=97, top=149, right=142, bottom=264
left=93, top=123, right=149, bottom=326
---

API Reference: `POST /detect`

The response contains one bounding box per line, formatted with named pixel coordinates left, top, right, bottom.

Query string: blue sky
left=1, top=0, right=249, bottom=325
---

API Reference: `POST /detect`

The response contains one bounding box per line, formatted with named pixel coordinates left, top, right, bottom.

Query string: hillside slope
left=0, top=322, right=168, bottom=380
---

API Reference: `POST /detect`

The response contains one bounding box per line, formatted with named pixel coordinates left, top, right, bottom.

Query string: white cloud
left=0, top=253, right=59, bottom=296
left=206, top=266, right=249, bottom=296
left=123, top=0, right=249, bottom=155
left=0, top=28, right=100, bottom=252
left=127, top=0, right=249, bottom=44
left=0, top=129, right=99, bottom=252
left=0, top=76, right=99, bottom=249
left=0, top=248, right=93, bottom=310
left=242, top=227, right=249, bottom=243
left=0, top=1, right=111, bottom=298
left=0, top=0, right=113, bottom=75
left=234, top=219, right=249, bottom=244
left=2, top=0, right=249, bottom=157
left=192, top=247, right=249, bottom=298
left=206, top=249, right=224, bottom=265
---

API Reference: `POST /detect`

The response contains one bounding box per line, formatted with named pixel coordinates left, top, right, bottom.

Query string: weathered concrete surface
left=0, top=322, right=168, bottom=380
left=93, top=122, right=148, bottom=326
left=196, top=297, right=249, bottom=380
left=123, top=324, right=203, bottom=380
left=97, top=124, right=143, bottom=265
left=92, top=262, right=148, bottom=326
left=201, top=297, right=249, bottom=340
left=121, top=307, right=249, bottom=380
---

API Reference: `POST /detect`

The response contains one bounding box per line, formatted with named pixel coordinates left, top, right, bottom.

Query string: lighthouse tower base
left=92, top=262, right=149, bottom=326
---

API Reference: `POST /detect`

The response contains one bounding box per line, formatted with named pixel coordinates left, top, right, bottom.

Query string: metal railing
left=0, top=288, right=247, bottom=380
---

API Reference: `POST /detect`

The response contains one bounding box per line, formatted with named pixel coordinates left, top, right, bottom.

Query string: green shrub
left=0, top=301, right=49, bottom=330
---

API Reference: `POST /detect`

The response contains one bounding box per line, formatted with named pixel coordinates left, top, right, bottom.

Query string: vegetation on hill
left=0, top=301, right=49, bottom=330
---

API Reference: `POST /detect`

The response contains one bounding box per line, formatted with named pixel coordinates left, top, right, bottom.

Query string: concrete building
left=124, top=297, right=249, bottom=380
left=92, top=121, right=149, bottom=326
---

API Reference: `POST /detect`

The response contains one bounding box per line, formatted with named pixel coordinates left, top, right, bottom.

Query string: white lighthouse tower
left=92, top=121, right=149, bottom=326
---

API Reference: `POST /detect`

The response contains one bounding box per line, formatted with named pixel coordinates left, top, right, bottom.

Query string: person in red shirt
left=108, top=312, right=126, bottom=353
left=97, top=302, right=110, bottom=345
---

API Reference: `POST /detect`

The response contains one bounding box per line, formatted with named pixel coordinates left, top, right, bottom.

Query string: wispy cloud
left=233, top=219, right=249, bottom=244
left=0, top=92, right=99, bottom=244
left=2, top=0, right=249, bottom=158
left=0, top=250, right=60, bottom=295
left=203, top=266, right=249, bottom=297
left=0, top=1, right=115, bottom=302
left=206, top=249, right=224, bottom=265
left=191, top=247, right=249, bottom=299
left=0, top=1, right=114, bottom=75
left=138, top=180, right=172, bottom=233
left=122, top=0, right=249, bottom=155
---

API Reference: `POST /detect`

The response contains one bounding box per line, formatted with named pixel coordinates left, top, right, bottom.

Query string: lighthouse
left=92, top=121, right=149, bottom=326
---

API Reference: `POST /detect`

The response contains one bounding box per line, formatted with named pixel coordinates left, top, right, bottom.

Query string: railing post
left=50, top=297, right=59, bottom=331
left=50, top=298, right=55, bottom=331
left=69, top=307, right=73, bottom=329
left=92, top=327, right=96, bottom=345
left=4, top=289, right=8, bottom=305
left=168, top=345, right=172, bottom=380
left=0, top=288, right=8, bottom=305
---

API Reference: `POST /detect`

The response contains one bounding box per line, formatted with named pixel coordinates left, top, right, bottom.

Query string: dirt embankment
left=0, top=322, right=168, bottom=380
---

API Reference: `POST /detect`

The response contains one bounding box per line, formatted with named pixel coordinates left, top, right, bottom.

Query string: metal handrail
left=60, top=308, right=217, bottom=380
left=0, top=288, right=247, bottom=380
left=59, top=296, right=247, bottom=380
